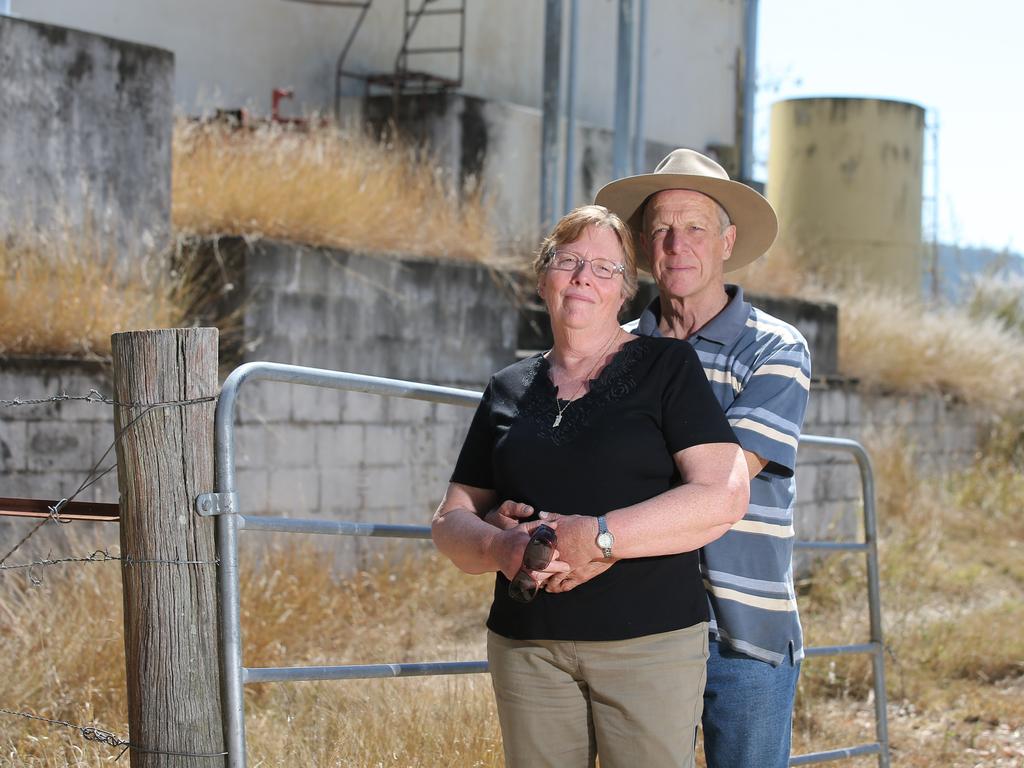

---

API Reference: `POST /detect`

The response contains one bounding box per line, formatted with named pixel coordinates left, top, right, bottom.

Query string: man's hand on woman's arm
left=432, top=485, right=569, bottom=582
left=482, top=500, right=536, bottom=531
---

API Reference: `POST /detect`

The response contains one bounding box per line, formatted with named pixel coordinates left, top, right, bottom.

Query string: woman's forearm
left=551, top=448, right=750, bottom=567
left=431, top=506, right=503, bottom=575
left=606, top=475, right=748, bottom=558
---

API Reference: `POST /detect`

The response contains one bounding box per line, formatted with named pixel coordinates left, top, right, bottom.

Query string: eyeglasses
left=508, top=524, right=557, bottom=604
left=546, top=250, right=626, bottom=279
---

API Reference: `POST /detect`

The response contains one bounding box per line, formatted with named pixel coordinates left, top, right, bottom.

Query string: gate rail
left=199, top=362, right=889, bottom=768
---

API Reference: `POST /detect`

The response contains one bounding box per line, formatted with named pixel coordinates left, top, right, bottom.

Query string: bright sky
left=755, top=0, right=1022, bottom=253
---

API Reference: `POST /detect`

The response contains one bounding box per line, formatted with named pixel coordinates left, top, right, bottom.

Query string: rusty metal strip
left=0, top=497, right=119, bottom=522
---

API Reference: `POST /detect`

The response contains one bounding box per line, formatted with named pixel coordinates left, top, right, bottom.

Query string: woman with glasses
left=431, top=205, right=748, bottom=768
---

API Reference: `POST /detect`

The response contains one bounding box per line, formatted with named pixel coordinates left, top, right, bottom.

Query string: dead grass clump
left=238, top=541, right=502, bottom=766
left=831, top=289, right=1024, bottom=410
left=172, top=120, right=496, bottom=262
left=0, top=235, right=181, bottom=358
left=0, top=533, right=127, bottom=767
left=735, top=246, right=1024, bottom=413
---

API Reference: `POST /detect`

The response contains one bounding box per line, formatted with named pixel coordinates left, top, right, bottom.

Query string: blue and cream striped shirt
left=625, top=284, right=811, bottom=665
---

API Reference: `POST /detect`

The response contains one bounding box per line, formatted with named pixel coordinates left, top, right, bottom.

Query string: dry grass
left=171, top=120, right=496, bottom=262
left=2, top=434, right=1022, bottom=767
left=10, top=115, right=1023, bottom=416
left=0, top=234, right=182, bottom=358
left=735, top=247, right=1024, bottom=413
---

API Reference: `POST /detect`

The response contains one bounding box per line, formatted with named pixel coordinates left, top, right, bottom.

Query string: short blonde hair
left=532, top=205, right=639, bottom=301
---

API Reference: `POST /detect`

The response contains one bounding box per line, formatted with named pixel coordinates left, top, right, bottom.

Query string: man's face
left=642, top=189, right=736, bottom=303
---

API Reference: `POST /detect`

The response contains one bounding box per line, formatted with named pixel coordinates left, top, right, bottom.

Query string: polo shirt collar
left=635, top=284, right=750, bottom=346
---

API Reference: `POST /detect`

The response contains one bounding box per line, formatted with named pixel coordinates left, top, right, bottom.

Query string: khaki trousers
left=487, top=623, right=708, bottom=768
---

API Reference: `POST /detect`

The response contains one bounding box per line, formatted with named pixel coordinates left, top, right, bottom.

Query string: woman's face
left=538, top=224, right=627, bottom=334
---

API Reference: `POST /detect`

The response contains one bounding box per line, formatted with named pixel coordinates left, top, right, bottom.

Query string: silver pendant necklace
left=550, top=329, right=620, bottom=428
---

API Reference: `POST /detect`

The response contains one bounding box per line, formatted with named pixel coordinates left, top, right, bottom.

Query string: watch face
left=597, top=532, right=613, bottom=549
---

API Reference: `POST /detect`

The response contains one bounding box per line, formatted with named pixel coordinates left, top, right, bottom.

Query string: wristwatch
left=596, top=516, right=614, bottom=558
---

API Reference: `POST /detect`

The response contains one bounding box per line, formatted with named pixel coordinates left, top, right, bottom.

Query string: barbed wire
left=0, top=390, right=218, bottom=567
left=2, top=391, right=228, bottom=761
left=0, top=549, right=220, bottom=585
left=0, top=549, right=220, bottom=570
left=0, top=389, right=216, bottom=410
left=0, top=708, right=228, bottom=759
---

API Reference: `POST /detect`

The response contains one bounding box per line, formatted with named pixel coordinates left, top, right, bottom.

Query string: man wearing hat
left=590, top=148, right=812, bottom=768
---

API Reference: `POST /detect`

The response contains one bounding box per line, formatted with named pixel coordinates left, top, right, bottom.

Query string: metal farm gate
left=195, top=361, right=890, bottom=768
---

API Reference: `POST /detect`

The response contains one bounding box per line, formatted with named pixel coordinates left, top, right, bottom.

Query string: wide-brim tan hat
left=594, top=148, right=778, bottom=272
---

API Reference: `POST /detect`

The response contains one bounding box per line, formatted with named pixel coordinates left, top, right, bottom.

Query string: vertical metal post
left=215, top=370, right=248, bottom=768
left=739, top=0, right=760, bottom=180
left=631, top=0, right=648, bottom=174
left=853, top=446, right=891, bottom=768
left=562, top=0, right=580, bottom=214
left=540, top=0, right=563, bottom=233
left=612, top=0, right=636, bottom=179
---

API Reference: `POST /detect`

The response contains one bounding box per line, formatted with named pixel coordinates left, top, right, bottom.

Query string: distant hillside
left=929, top=243, right=1024, bottom=301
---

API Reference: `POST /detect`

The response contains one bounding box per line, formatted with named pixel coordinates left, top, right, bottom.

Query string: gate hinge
left=195, top=491, right=239, bottom=517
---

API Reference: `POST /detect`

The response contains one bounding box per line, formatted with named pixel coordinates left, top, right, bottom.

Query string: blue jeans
left=702, top=639, right=801, bottom=768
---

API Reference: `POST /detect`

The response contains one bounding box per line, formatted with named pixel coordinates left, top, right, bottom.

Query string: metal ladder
left=285, top=0, right=465, bottom=120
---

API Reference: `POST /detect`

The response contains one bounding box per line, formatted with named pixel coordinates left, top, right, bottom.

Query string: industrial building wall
left=0, top=15, right=173, bottom=256
left=9, top=0, right=742, bottom=151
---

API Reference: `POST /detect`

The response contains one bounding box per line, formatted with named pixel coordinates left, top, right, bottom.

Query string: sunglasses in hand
left=508, top=524, right=558, bottom=604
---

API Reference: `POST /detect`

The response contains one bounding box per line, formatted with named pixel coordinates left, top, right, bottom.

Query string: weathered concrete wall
left=365, top=93, right=678, bottom=245
left=0, top=16, right=173, bottom=255
left=14, top=0, right=741, bottom=148
left=0, top=251, right=985, bottom=568
left=223, top=240, right=518, bottom=562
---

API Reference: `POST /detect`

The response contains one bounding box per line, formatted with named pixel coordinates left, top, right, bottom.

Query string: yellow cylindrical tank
left=766, top=97, right=925, bottom=294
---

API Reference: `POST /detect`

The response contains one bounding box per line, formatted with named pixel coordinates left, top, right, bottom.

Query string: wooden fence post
left=111, top=328, right=224, bottom=767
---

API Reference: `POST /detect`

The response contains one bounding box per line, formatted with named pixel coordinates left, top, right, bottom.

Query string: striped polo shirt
left=625, top=284, right=811, bottom=665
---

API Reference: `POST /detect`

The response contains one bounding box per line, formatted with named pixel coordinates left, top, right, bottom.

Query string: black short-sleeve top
left=450, top=335, right=739, bottom=641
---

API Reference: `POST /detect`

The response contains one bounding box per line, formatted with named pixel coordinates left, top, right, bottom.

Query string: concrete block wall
left=0, top=360, right=119, bottom=556
left=0, top=250, right=987, bottom=569
left=219, top=240, right=518, bottom=562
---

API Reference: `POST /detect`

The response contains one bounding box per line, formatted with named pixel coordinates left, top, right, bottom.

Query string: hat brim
left=595, top=172, right=778, bottom=272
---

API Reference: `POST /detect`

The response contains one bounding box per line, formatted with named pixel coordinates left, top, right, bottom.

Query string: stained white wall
left=12, top=0, right=742, bottom=149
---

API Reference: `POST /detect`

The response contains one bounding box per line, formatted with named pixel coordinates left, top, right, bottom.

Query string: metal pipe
left=802, top=642, right=879, bottom=658
left=799, top=435, right=890, bottom=767
left=562, top=0, right=579, bottom=214
left=612, top=0, right=635, bottom=179
left=540, top=0, right=563, bottom=232
left=333, top=1, right=372, bottom=123
left=239, top=515, right=431, bottom=539
left=213, top=363, right=481, bottom=768
left=244, top=660, right=488, bottom=684
left=794, top=541, right=869, bottom=552
left=790, top=743, right=882, bottom=765
left=739, top=0, right=759, bottom=180
left=631, top=0, right=648, bottom=174
left=215, top=365, right=249, bottom=768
